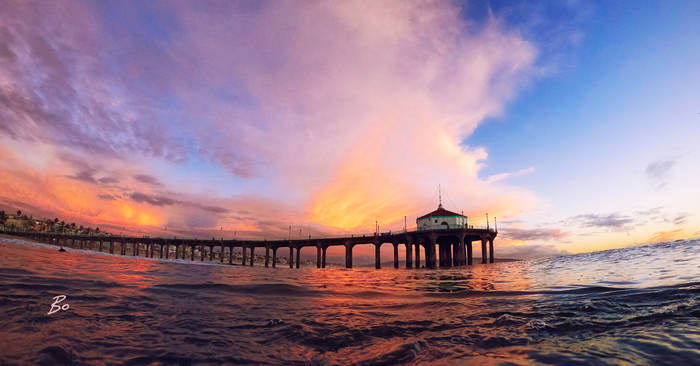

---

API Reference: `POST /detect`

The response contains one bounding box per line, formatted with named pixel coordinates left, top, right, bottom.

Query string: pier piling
left=345, top=244, right=353, bottom=268
left=427, top=238, right=437, bottom=269
left=405, top=239, right=413, bottom=268
left=393, top=243, right=399, bottom=268
left=375, top=243, right=381, bottom=269
left=415, top=242, right=421, bottom=268
left=316, top=246, right=321, bottom=268
left=467, top=240, right=473, bottom=265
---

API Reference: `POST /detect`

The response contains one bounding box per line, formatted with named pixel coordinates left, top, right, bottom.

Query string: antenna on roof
left=438, top=184, right=443, bottom=208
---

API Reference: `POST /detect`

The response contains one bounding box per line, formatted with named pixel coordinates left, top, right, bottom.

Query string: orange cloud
left=0, top=1, right=541, bottom=240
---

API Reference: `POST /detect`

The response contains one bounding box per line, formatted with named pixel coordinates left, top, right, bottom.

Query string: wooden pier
left=1, top=228, right=497, bottom=269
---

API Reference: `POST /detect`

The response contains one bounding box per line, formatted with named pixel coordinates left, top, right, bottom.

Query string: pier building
left=417, top=203, right=468, bottom=230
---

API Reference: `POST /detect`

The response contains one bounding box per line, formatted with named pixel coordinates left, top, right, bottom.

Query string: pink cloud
left=0, top=1, right=541, bottom=237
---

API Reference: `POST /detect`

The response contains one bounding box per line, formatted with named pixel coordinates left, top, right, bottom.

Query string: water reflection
left=0, top=238, right=698, bottom=365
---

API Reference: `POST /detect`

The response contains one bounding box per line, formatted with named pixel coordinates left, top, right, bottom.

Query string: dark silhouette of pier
left=1, top=228, right=497, bottom=269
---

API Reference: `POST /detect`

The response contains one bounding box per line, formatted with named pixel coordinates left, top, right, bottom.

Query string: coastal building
left=3, top=215, right=33, bottom=230
left=416, top=203, right=467, bottom=230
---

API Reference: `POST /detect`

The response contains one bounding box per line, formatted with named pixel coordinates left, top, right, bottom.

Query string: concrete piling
left=467, top=240, right=473, bottom=265
left=345, top=244, right=353, bottom=268
left=393, top=243, right=399, bottom=269
left=405, top=240, right=413, bottom=268
left=415, top=242, right=421, bottom=268
left=316, top=246, right=321, bottom=268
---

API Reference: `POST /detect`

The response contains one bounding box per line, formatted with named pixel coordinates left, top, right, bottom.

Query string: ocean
left=0, top=236, right=698, bottom=365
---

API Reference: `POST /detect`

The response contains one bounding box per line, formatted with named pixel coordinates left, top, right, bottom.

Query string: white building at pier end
left=416, top=203, right=468, bottom=231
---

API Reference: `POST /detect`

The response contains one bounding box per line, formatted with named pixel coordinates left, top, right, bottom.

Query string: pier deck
left=1, top=228, right=497, bottom=269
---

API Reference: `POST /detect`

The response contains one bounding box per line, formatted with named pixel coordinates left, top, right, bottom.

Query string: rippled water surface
left=0, top=237, right=699, bottom=365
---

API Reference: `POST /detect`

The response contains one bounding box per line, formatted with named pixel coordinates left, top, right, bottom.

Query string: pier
left=0, top=227, right=497, bottom=269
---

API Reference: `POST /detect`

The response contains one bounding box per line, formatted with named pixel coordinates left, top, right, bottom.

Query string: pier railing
left=1, top=225, right=498, bottom=269
left=0, top=224, right=496, bottom=242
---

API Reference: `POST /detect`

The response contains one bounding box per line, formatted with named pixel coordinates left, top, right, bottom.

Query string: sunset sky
left=1, top=1, right=699, bottom=259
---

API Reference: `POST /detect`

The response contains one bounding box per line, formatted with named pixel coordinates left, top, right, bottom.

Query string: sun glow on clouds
left=119, top=204, right=162, bottom=227
left=1, top=1, right=541, bottom=241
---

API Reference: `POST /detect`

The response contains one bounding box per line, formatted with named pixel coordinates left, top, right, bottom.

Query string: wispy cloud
left=97, top=194, right=118, bottom=200
left=647, top=229, right=684, bottom=243
left=501, top=227, right=568, bottom=241
left=569, top=213, right=635, bottom=230
left=133, top=174, right=162, bottom=186
left=564, top=207, right=690, bottom=235
left=130, top=192, right=177, bottom=207
left=645, top=159, right=675, bottom=189
left=67, top=170, right=99, bottom=185
left=130, top=192, right=229, bottom=214
left=497, top=244, right=569, bottom=260
left=486, top=167, right=535, bottom=184
left=670, top=214, right=688, bottom=226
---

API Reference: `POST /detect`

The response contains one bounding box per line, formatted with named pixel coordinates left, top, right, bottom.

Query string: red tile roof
left=417, top=206, right=463, bottom=219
